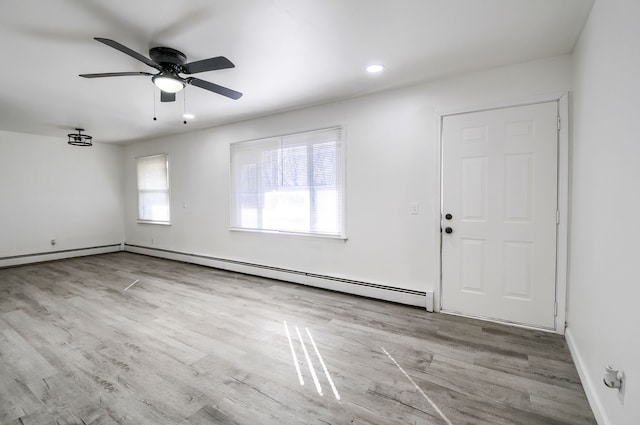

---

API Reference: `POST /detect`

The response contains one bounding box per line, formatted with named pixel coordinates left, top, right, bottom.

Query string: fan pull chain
left=183, top=90, right=187, bottom=125
left=153, top=87, right=157, bottom=121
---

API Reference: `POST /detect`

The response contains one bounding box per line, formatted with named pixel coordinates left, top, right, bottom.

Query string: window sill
left=229, top=227, right=347, bottom=241
left=137, top=220, right=172, bottom=226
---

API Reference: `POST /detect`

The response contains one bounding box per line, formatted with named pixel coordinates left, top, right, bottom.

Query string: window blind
left=230, top=127, right=344, bottom=237
left=136, top=154, right=170, bottom=223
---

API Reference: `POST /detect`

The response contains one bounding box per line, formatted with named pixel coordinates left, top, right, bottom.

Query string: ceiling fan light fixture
left=67, top=128, right=93, bottom=147
left=152, top=73, right=185, bottom=93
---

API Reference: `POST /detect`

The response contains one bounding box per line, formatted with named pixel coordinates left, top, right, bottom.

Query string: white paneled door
left=441, top=102, right=559, bottom=329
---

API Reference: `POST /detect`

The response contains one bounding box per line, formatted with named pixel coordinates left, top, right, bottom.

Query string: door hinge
left=554, top=302, right=558, bottom=316
left=556, top=210, right=560, bottom=224
left=557, top=116, right=561, bottom=131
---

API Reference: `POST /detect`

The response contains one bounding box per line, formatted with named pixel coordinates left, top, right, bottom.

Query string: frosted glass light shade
left=152, top=75, right=185, bottom=93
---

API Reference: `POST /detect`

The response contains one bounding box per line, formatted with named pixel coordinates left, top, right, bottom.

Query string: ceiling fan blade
left=94, top=37, right=161, bottom=70
left=186, top=77, right=243, bottom=100
left=79, top=72, right=153, bottom=78
left=160, top=91, right=176, bottom=102
left=183, top=56, right=235, bottom=74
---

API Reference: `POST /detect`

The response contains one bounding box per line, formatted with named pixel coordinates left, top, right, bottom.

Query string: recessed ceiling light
left=183, top=113, right=195, bottom=120
left=366, top=64, right=384, bottom=73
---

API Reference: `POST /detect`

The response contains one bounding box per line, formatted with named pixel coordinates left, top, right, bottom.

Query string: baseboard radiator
left=0, top=244, right=122, bottom=269
left=124, top=243, right=429, bottom=309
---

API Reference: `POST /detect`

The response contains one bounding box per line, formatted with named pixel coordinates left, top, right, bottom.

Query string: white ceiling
left=0, top=0, right=593, bottom=144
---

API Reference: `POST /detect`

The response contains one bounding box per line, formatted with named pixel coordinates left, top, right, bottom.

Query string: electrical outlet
left=410, top=202, right=419, bottom=215
left=51, top=239, right=56, bottom=246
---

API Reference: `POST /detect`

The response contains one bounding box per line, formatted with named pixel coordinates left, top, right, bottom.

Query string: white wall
left=124, top=55, right=572, bottom=295
left=0, top=131, right=124, bottom=261
left=567, top=0, right=640, bottom=424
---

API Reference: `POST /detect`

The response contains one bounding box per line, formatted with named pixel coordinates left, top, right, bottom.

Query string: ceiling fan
left=80, top=37, right=242, bottom=102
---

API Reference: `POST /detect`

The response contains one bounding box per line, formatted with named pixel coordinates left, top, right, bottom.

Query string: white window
left=230, top=127, right=345, bottom=237
left=136, top=154, right=170, bottom=224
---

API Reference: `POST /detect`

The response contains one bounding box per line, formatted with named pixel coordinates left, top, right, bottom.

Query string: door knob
left=445, top=227, right=453, bottom=234
left=445, top=213, right=453, bottom=220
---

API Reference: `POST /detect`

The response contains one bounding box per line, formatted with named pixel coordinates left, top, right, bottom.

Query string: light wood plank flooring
left=0, top=253, right=596, bottom=424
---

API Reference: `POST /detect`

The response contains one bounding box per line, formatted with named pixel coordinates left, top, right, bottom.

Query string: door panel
left=441, top=102, right=558, bottom=329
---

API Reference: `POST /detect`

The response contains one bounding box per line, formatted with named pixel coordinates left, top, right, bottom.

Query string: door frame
left=434, top=92, right=569, bottom=334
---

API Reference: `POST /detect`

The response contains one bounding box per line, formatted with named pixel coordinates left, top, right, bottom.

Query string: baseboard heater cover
left=124, top=243, right=427, bottom=307
left=0, top=244, right=122, bottom=269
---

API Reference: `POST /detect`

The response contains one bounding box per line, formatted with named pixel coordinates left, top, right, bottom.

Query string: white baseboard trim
left=124, top=244, right=427, bottom=308
left=565, top=327, right=609, bottom=425
left=0, top=244, right=122, bottom=269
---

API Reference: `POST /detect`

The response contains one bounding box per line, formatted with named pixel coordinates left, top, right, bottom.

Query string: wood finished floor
left=0, top=253, right=596, bottom=425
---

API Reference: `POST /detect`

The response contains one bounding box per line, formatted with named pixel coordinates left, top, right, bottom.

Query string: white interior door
left=441, top=102, right=558, bottom=329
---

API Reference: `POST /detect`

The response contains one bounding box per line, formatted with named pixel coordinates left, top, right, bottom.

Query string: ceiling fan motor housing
left=149, top=47, right=187, bottom=68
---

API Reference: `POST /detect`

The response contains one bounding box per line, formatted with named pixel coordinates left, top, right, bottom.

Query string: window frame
left=136, top=153, right=171, bottom=225
left=229, top=126, right=346, bottom=239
